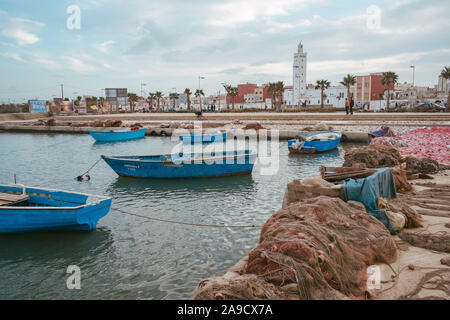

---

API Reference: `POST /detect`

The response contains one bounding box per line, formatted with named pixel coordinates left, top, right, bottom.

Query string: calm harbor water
left=0, top=132, right=362, bottom=299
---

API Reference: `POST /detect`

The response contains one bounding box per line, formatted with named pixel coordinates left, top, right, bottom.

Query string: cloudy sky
left=0, top=0, right=449, bottom=102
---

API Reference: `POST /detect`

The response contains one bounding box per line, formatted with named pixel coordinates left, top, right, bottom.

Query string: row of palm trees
left=130, top=66, right=450, bottom=112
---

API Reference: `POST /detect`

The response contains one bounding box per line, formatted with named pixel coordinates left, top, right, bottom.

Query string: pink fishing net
left=396, top=128, right=450, bottom=165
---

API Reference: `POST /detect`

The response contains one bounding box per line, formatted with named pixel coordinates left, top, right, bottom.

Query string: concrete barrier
left=0, top=124, right=370, bottom=143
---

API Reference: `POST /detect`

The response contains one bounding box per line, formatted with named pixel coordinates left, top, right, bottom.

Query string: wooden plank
left=0, top=192, right=29, bottom=206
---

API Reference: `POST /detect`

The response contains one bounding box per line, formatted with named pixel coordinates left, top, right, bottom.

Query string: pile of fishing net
left=390, top=166, right=414, bottom=193
left=399, top=230, right=450, bottom=253
left=36, top=118, right=56, bottom=126
left=92, top=119, right=123, bottom=127
left=396, top=128, right=450, bottom=165
left=282, top=177, right=340, bottom=209
left=193, top=196, right=397, bottom=300
left=404, top=156, right=441, bottom=174
left=370, top=136, right=408, bottom=149
left=242, top=123, right=264, bottom=131
left=343, top=144, right=403, bottom=168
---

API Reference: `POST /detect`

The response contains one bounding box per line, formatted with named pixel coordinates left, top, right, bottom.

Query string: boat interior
left=0, top=185, right=104, bottom=208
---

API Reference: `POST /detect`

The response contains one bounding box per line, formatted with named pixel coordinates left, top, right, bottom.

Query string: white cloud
left=309, top=49, right=450, bottom=75
left=93, top=41, right=116, bottom=53
left=0, top=52, right=25, bottom=62
left=64, top=57, right=97, bottom=73
left=2, top=28, right=39, bottom=45
left=207, top=0, right=317, bottom=28
left=34, top=57, right=61, bottom=69
left=1, top=16, right=44, bottom=46
left=264, top=17, right=312, bottom=34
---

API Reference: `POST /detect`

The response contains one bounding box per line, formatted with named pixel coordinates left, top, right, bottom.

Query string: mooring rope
left=110, top=206, right=262, bottom=228
left=76, top=158, right=102, bottom=181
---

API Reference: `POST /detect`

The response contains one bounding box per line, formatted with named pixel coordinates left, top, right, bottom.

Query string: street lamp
left=140, top=83, right=147, bottom=97
left=198, top=76, right=205, bottom=110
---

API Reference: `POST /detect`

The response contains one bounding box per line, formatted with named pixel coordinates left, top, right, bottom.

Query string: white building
left=438, top=75, right=448, bottom=93
left=293, top=42, right=307, bottom=106
left=283, top=86, right=294, bottom=106
left=305, top=86, right=348, bottom=108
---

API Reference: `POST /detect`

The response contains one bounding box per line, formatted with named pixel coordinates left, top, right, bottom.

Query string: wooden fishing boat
left=0, top=184, right=112, bottom=234
left=179, top=131, right=227, bottom=144
left=89, top=127, right=146, bottom=142
left=288, top=131, right=342, bottom=154
left=101, top=149, right=257, bottom=179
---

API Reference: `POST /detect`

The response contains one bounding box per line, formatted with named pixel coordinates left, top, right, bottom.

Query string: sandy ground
left=373, top=171, right=450, bottom=300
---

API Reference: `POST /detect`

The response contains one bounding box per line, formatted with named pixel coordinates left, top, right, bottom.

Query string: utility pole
left=61, top=84, right=64, bottom=100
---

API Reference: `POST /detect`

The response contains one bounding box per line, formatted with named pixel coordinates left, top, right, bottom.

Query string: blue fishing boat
left=0, top=184, right=112, bottom=234
left=101, top=150, right=256, bottom=179
left=288, top=131, right=342, bottom=154
left=89, top=127, right=146, bottom=142
left=179, top=131, right=227, bottom=143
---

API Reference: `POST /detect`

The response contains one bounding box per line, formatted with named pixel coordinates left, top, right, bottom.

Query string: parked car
left=416, top=103, right=445, bottom=112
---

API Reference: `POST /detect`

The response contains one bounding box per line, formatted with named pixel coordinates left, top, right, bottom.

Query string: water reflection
left=106, top=174, right=256, bottom=196
left=0, top=228, right=114, bottom=263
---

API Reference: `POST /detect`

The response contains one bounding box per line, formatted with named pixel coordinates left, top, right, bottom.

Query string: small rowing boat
left=101, top=149, right=257, bottom=179
left=179, top=131, right=227, bottom=144
left=0, top=184, right=112, bottom=234
left=89, top=127, right=146, bottom=142
left=288, top=131, right=342, bottom=154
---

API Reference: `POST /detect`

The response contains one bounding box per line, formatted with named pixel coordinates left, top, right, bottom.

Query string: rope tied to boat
left=76, top=158, right=102, bottom=182
left=110, top=206, right=262, bottom=229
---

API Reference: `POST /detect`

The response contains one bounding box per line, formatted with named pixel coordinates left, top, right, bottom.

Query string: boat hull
left=89, top=127, right=146, bottom=142
left=288, top=131, right=342, bottom=154
left=0, top=185, right=112, bottom=234
left=102, top=151, right=256, bottom=179
left=179, top=132, right=227, bottom=144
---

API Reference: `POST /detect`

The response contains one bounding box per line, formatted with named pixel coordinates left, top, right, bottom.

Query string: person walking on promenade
left=345, top=98, right=350, bottom=115
left=350, top=98, right=354, bottom=115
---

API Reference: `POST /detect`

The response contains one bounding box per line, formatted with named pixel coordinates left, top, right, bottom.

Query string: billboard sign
left=29, top=100, right=47, bottom=113
left=76, top=99, right=87, bottom=114
left=61, top=100, right=73, bottom=112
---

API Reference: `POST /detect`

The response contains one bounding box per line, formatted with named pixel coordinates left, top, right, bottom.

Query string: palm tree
left=128, top=93, right=138, bottom=112
left=184, top=88, right=192, bottom=111
left=267, top=83, right=277, bottom=110
left=155, top=91, right=163, bottom=112
left=169, top=92, right=179, bottom=109
left=315, top=80, right=331, bottom=108
left=195, top=89, right=204, bottom=111
left=274, top=81, right=285, bottom=112
left=441, top=66, right=450, bottom=112
left=381, top=71, right=399, bottom=110
left=340, top=74, right=356, bottom=104
left=148, top=93, right=156, bottom=111
left=223, top=84, right=232, bottom=110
